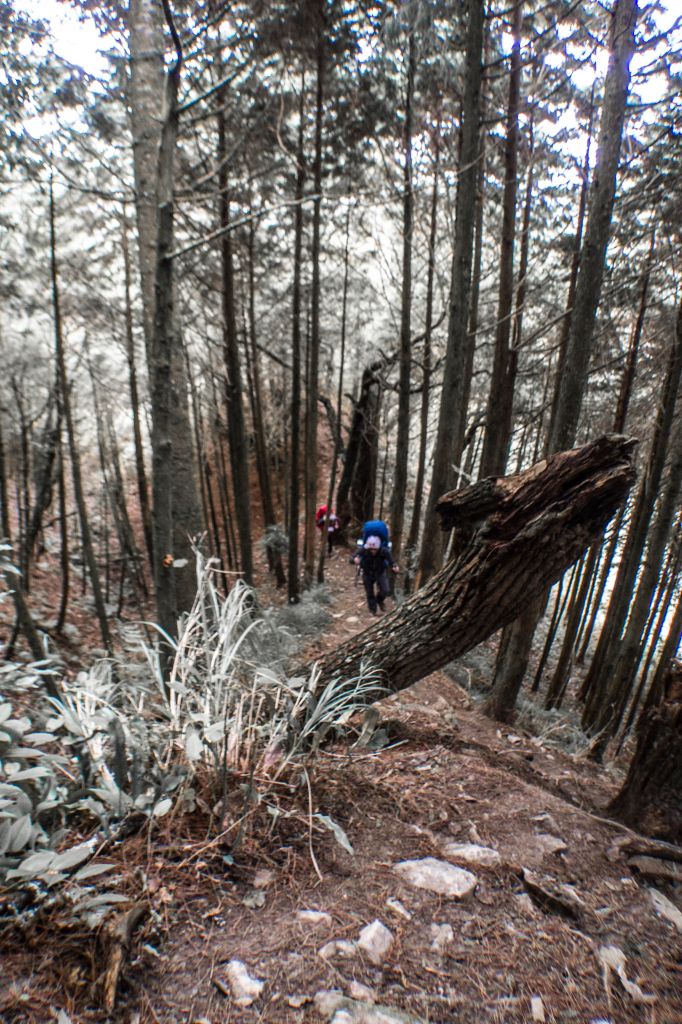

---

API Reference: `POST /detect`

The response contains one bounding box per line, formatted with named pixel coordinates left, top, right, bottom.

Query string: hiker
left=353, top=534, right=398, bottom=615
left=316, top=504, right=340, bottom=554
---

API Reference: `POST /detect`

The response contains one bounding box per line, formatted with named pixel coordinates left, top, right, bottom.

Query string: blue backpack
left=361, top=520, right=390, bottom=545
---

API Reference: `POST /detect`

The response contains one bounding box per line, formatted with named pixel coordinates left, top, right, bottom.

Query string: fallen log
left=312, top=435, right=636, bottom=693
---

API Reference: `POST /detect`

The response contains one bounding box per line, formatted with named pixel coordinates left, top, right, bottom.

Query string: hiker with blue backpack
left=353, top=520, right=398, bottom=615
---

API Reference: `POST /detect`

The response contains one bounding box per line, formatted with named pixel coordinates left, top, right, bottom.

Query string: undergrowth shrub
left=0, top=555, right=384, bottom=919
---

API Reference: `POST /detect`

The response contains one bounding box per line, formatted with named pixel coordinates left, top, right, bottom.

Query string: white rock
left=394, top=857, right=477, bottom=898
left=385, top=897, right=411, bottom=919
left=514, top=893, right=536, bottom=916
left=297, top=909, right=332, bottom=927
left=441, top=842, right=501, bottom=867
left=318, top=940, right=356, bottom=959
left=253, top=868, right=276, bottom=888
left=534, top=833, right=567, bottom=855
left=287, top=993, right=311, bottom=1008
left=224, top=960, right=264, bottom=1006
left=531, top=994, right=545, bottom=1021
left=349, top=981, right=376, bottom=1003
left=315, top=990, right=424, bottom=1023
left=315, top=990, right=345, bottom=1017
left=650, top=887, right=682, bottom=933
left=429, top=923, right=454, bottom=951
left=357, top=919, right=393, bottom=965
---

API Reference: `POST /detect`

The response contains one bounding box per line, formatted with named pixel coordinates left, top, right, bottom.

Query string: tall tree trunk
left=50, top=176, right=111, bottom=654
left=317, top=200, right=351, bottom=583
left=130, top=0, right=201, bottom=642
left=586, top=412, right=682, bottom=750
left=304, top=14, right=325, bottom=588
left=582, top=299, right=682, bottom=728
left=544, top=235, right=652, bottom=704
left=388, top=29, right=415, bottom=566
left=416, top=0, right=484, bottom=585
left=128, top=0, right=165, bottom=363
left=479, top=0, right=523, bottom=479
left=218, top=117, right=253, bottom=586
left=607, top=657, right=682, bottom=841
left=287, top=76, right=306, bottom=605
left=25, top=395, right=59, bottom=576
left=546, top=86, right=595, bottom=447
left=549, top=0, right=638, bottom=453
left=0, top=418, right=53, bottom=676
left=246, top=203, right=286, bottom=588
left=121, top=207, right=153, bottom=573
left=405, top=134, right=440, bottom=587
left=149, top=8, right=182, bottom=652
left=484, top=0, right=638, bottom=721
left=55, top=432, right=70, bottom=634
left=618, top=529, right=680, bottom=744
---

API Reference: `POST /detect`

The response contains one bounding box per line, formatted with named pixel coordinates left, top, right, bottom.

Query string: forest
left=0, top=0, right=681, bottom=1021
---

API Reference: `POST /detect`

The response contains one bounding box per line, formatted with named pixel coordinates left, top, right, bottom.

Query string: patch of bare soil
left=3, top=548, right=681, bottom=1024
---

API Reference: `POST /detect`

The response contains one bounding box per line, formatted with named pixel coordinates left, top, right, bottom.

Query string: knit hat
left=364, top=535, right=381, bottom=550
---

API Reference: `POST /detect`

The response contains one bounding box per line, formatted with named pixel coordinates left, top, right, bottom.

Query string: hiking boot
left=377, top=600, right=385, bottom=612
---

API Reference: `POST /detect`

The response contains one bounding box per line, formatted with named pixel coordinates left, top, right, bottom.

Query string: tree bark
left=608, top=659, right=682, bottom=841
left=311, top=436, right=635, bottom=695
left=405, top=132, right=439, bottom=586
left=479, top=0, right=523, bottom=479
left=486, top=0, right=638, bottom=719
left=304, top=13, right=325, bottom=588
left=121, top=207, right=153, bottom=573
left=127, top=0, right=165, bottom=362
left=388, top=28, right=415, bottom=565
left=287, top=75, right=306, bottom=606
left=416, top=0, right=484, bottom=585
left=218, top=133, right=253, bottom=586
left=50, top=176, right=112, bottom=655
left=582, top=298, right=682, bottom=726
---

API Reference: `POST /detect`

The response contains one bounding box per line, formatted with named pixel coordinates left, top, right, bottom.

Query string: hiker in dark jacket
left=353, top=535, right=398, bottom=614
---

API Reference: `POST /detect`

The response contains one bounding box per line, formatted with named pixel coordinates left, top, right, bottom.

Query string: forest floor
left=3, top=545, right=681, bottom=1024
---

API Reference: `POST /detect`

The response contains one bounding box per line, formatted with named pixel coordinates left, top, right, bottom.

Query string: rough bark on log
left=312, top=435, right=636, bottom=694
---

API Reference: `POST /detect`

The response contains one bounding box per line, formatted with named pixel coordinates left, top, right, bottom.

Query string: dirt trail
left=2, top=545, right=680, bottom=1024
left=118, top=550, right=682, bottom=1024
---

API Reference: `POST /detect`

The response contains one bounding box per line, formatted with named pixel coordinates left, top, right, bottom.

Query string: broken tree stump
left=312, top=435, right=636, bottom=694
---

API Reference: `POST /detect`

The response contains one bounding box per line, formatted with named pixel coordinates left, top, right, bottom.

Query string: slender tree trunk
left=545, top=237, right=652, bottom=704
left=304, top=16, right=325, bottom=588
left=546, top=87, right=595, bottom=447
left=50, top=176, right=111, bottom=653
left=484, top=0, right=638, bottom=721
left=121, top=207, right=153, bottom=572
left=317, top=200, right=351, bottom=583
left=479, top=0, right=523, bottom=479
left=582, top=298, right=682, bottom=728
left=388, top=29, right=415, bottom=566
left=405, top=135, right=439, bottom=587
left=618, top=532, right=680, bottom=744
left=218, top=118, right=253, bottom=586
left=56, top=433, right=70, bottom=634
left=586, top=412, right=682, bottom=750
left=0, top=417, right=52, bottom=675
left=246, top=203, right=286, bottom=587
left=549, top=0, right=638, bottom=453
left=288, top=76, right=306, bottom=605
left=608, top=657, right=682, bottom=841
left=25, top=398, right=59, bottom=578
left=642, top=596, right=682, bottom=716
left=127, top=0, right=165, bottom=363
left=416, top=0, right=484, bottom=585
